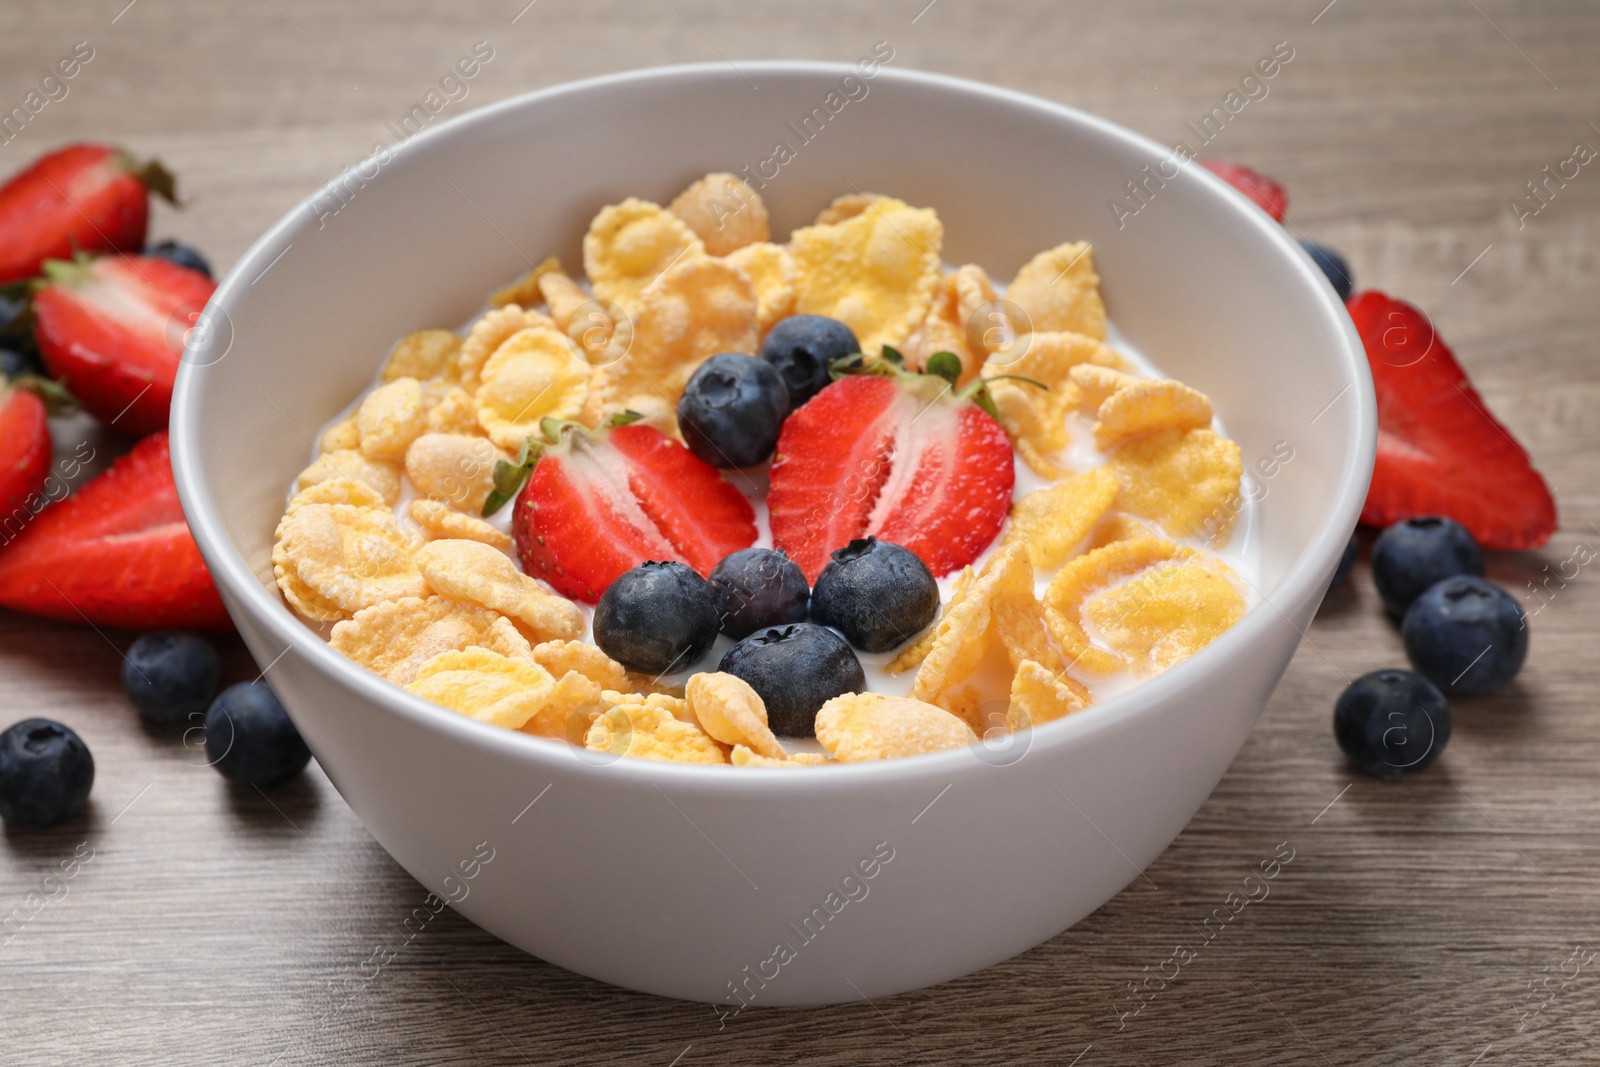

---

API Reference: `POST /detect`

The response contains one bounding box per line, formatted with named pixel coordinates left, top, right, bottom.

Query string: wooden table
left=3, top=1, right=1596, bottom=1063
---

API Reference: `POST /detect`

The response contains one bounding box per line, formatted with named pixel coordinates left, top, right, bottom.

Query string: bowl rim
left=171, top=59, right=1375, bottom=793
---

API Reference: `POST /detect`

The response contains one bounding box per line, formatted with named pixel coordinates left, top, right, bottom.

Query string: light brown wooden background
left=2, top=1, right=1598, bottom=1063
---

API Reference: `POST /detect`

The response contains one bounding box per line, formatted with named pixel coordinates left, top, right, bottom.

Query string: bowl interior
left=175, top=62, right=1370, bottom=728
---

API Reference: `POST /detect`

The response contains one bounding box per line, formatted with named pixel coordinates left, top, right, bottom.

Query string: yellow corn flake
left=600, top=689, right=694, bottom=725
left=814, top=693, right=977, bottom=762
left=952, top=264, right=999, bottom=336
left=1005, top=659, right=1090, bottom=732
left=271, top=542, right=346, bottom=621
left=286, top=475, right=388, bottom=515
left=984, top=331, right=1125, bottom=479
left=730, top=746, right=829, bottom=768
left=352, top=378, right=427, bottom=462
left=404, top=433, right=505, bottom=513
left=685, top=672, right=784, bottom=758
left=531, top=640, right=631, bottom=693
left=319, top=414, right=360, bottom=452
left=473, top=327, right=590, bottom=450
left=1108, top=428, right=1243, bottom=540
left=489, top=257, right=562, bottom=311
left=1093, top=378, right=1212, bottom=448
left=813, top=192, right=884, bottom=226
left=275, top=503, right=426, bottom=614
left=912, top=543, right=1050, bottom=712
left=407, top=498, right=512, bottom=549
left=536, top=259, right=588, bottom=331
left=1003, top=467, right=1120, bottom=570
left=583, top=703, right=727, bottom=765
left=1006, top=241, right=1106, bottom=339
left=986, top=543, right=1064, bottom=678
left=329, top=595, right=522, bottom=686
left=884, top=617, right=940, bottom=675
left=1086, top=512, right=1160, bottom=551
left=458, top=305, right=558, bottom=392
left=424, top=386, right=481, bottom=436
left=381, top=330, right=462, bottom=384
left=519, top=670, right=604, bottom=741
left=902, top=270, right=979, bottom=383
left=406, top=647, right=557, bottom=730
left=585, top=256, right=758, bottom=427
left=1068, top=364, right=1143, bottom=412
left=668, top=173, right=770, bottom=257
left=1080, top=560, right=1245, bottom=676
left=722, top=241, right=796, bottom=332
left=788, top=196, right=943, bottom=357
left=584, top=198, right=705, bottom=309
left=413, top=538, right=584, bottom=643
left=628, top=673, right=686, bottom=700
left=1043, top=538, right=1194, bottom=674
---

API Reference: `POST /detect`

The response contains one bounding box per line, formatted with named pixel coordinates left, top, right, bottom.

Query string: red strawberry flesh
left=0, top=386, right=50, bottom=516
left=1199, top=159, right=1288, bottom=222
left=0, top=431, right=232, bottom=630
left=1348, top=290, right=1556, bottom=550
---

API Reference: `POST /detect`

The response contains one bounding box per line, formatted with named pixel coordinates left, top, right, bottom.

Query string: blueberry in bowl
left=1402, top=575, right=1527, bottom=697
left=677, top=353, right=791, bottom=468
left=1371, top=516, right=1484, bottom=616
left=719, top=622, right=865, bottom=736
left=594, top=560, right=721, bottom=674
left=809, top=537, right=939, bottom=653
left=760, top=314, right=859, bottom=407
left=708, top=546, right=809, bottom=640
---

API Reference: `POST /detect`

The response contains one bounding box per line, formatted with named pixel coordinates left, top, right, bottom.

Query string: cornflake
left=813, top=191, right=884, bottom=226
left=722, top=241, right=797, bottom=332
left=1006, top=241, right=1106, bottom=339
left=473, top=327, right=590, bottom=450
left=584, top=703, right=727, bottom=765
left=424, top=386, right=481, bottom=436
left=730, top=746, right=829, bottom=767
left=406, top=647, right=557, bottom=730
left=1005, top=659, right=1090, bottom=732
left=814, top=693, right=977, bottom=762
left=404, top=433, right=505, bottom=513
left=1003, top=467, right=1120, bottom=570
left=489, top=257, right=560, bottom=311
left=668, top=172, right=770, bottom=257
left=1080, top=560, right=1246, bottom=675
left=1107, top=427, right=1243, bottom=540
left=407, top=499, right=512, bottom=549
left=329, top=595, right=531, bottom=686
left=902, top=269, right=978, bottom=382
left=685, top=672, right=785, bottom=758
left=286, top=475, right=388, bottom=515
left=1043, top=537, right=1195, bottom=674
left=275, top=503, right=426, bottom=615
left=382, top=329, right=462, bottom=384
left=319, top=414, right=360, bottom=452
left=458, top=305, right=558, bottom=392
left=414, top=538, right=584, bottom=643
left=985, top=331, right=1125, bottom=478
left=519, top=670, right=604, bottom=741
left=531, top=640, right=631, bottom=693
left=584, top=198, right=705, bottom=309
left=357, top=378, right=429, bottom=462
left=788, top=196, right=942, bottom=357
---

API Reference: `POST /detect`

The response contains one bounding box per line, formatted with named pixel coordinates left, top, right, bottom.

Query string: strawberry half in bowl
left=170, top=63, right=1373, bottom=1005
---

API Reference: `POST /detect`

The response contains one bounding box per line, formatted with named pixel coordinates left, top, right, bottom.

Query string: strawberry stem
left=117, top=150, right=180, bottom=206
left=481, top=409, right=645, bottom=516
left=10, top=374, right=79, bottom=415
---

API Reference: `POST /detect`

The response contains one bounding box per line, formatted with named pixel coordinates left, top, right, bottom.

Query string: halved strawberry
left=34, top=254, right=215, bottom=435
left=1348, top=290, right=1556, bottom=550
left=0, top=431, right=231, bottom=630
left=0, top=144, right=176, bottom=285
left=768, top=373, right=1015, bottom=581
left=0, top=382, right=50, bottom=515
left=1199, top=159, right=1288, bottom=222
left=511, top=422, right=757, bottom=602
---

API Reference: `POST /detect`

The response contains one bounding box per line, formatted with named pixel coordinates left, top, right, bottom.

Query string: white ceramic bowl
left=170, top=62, right=1373, bottom=1006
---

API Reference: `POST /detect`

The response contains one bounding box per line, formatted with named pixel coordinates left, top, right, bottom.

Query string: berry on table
left=204, top=682, right=311, bottom=788
left=122, top=630, right=221, bottom=723
left=708, top=547, right=809, bottom=640
left=1402, top=575, right=1527, bottom=697
left=593, top=560, right=721, bottom=674
left=719, top=622, right=865, bottom=737
left=1298, top=239, right=1353, bottom=302
left=809, top=537, right=939, bottom=653
left=677, top=353, right=792, bottom=468
left=1333, top=669, right=1451, bottom=779
left=760, top=314, right=860, bottom=407
left=145, top=239, right=213, bottom=279
left=0, top=718, right=94, bottom=829
left=1371, top=516, right=1484, bottom=616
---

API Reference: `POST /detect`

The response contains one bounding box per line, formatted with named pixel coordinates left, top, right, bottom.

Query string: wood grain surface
left=2, top=1, right=1598, bottom=1063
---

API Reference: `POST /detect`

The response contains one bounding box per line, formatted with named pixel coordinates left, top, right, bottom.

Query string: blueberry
left=594, top=561, right=720, bottom=674
left=708, top=547, right=809, bottom=639
left=146, top=239, right=213, bottom=279
left=1334, top=669, right=1450, bottom=779
left=0, top=347, right=28, bottom=379
left=1402, top=575, right=1527, bottom=697
left=810, top=537, right=939, bottom=653
left=1299, top=239, right=1354, bottom=302
left=1371, top=516, right=1484, bottom=616
left=204, top=682, right=311, bottom=788
left=1330, top=533, right=1358, bottom=591
left=121, top=630, right=222, bottom=723
left=760, top=315, right=860, bottom=407
left=677, top=353, right=792, bottom=468
left=0, top=719, right=94, bottom=830
left=719, top=623, right=864, bottom=737
left=0, top=291, right=31, bottom=348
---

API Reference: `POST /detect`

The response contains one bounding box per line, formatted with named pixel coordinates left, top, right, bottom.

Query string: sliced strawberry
left=0, top=431, right=231, bottom=630
left=34, top=254, right=215, bottom=435
left=0, top=144, right=176, bottom=285
left=1348, top=290, right=1556, bottom=550
left=768, top=374, right=1015, bottom=581
left=1199, top=159, right=1288, bottom=222
left=767, top=375, right=902, bottom=582
left=513, top=423, right=756, bottom=603
left=0, top=384, right=50, bottom=516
